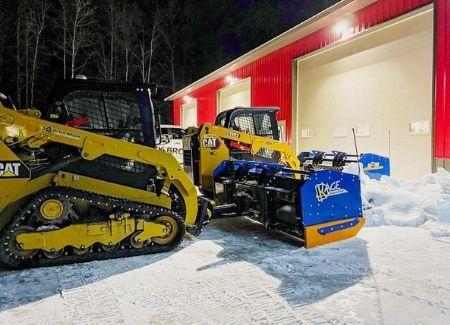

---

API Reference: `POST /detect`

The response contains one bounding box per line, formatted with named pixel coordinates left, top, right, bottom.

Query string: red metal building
left=166, top=0, right=450, bottom=179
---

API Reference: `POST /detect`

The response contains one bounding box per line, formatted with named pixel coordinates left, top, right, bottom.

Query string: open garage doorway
left=217, top=78, right=251, bottom=113
left=294, top=7, right=434, bottom=179
left=181, top=99, right=198, bottom=128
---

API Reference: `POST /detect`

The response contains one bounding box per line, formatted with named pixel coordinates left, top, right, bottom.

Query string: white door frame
left=181, top=98, right=198, bottom=127
left=216, top=77, right=252, bottom=114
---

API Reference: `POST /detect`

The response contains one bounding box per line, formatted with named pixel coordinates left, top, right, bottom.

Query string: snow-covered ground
left=364, top=168, right=450, bottom=238
left=1, top=170, right=450, bottom=325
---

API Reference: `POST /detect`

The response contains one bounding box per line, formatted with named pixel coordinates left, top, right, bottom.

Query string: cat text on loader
left=0, top=79, right=209, bottom=269
left=183, top=107, right=365, bottom=248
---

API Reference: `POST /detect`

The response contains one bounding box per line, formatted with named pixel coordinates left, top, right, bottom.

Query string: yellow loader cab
left=0, top=80, right=209, bottom=269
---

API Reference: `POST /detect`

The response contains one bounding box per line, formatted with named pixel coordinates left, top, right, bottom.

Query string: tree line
left=0, top=0, right=339, bottom=119
left=0, top=0, right=192, bottom=109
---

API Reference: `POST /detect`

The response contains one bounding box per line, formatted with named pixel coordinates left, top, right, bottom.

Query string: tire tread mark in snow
left=59, top=261, right=126, bottom=324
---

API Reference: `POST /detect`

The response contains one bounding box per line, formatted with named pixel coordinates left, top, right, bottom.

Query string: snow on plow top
left=344, top=163, right=450, bottom=238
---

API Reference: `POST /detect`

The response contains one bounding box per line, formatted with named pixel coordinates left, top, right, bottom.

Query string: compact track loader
left=183, top=107, right=383, bottom=247
left=0, top=80, right=208, bottom=269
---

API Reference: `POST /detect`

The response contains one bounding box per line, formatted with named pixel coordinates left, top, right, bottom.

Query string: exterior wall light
left=225, top=75, right=239, bottom=85
left=183, top=95, right=194, bottom=103
left=333, top=13, right=355, bottom=40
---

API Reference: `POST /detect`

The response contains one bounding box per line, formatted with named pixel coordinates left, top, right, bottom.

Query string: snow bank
left=348, top=165, right=450, bottom=238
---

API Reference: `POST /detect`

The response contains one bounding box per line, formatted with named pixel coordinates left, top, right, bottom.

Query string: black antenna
left=388, top=130, right=391, bottom=158
left=352, top=128, right=361, bottom=176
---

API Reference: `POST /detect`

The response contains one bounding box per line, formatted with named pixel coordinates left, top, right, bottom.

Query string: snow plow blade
left=212, top=160, right=364, bottom=248
left=304, top=217, right=365, bottom=248
left=300, top=170, right=364, bottom=248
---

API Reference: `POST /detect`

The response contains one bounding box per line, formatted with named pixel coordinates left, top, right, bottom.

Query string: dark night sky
left=192, top=0, right=341, bottom=75
left=0, top=0, right=340, bottom=112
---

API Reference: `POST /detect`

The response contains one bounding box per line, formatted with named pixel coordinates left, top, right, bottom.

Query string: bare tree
left=55, top=0, right=68, bottom=79
left=55, top=0, right=96, bottom=79
left=28, top=0, right=50, bottom=106
left=13, top=0, right=50, bottom=107
left=16, top=1, right=25, bottom=106
left=133, top=5, right=162, bottom=83
left=96, top=0, right=121, bottom=80
left=2, top=0, right=231, bottom=107
left=146, top=6, right=161, bottom=83
left=160, top=1, right=190, bottom=92
left=106, top=0, right=116, bottom=80
left=12, top=0, right=34, bottom=107
left=0, top=2, right=8, bottom=84
left=24, top=9, right=30, bottom=106
left=96, top=34, right=110, bottom=80
left=117, top=3, right=138, bottom=82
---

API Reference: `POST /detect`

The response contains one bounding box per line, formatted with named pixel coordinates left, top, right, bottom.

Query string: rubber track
left=0, top=188, right=185, bottom=269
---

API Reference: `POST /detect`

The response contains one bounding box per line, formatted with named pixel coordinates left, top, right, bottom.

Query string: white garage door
left=295, top=8, right=433, bottom=179
left=218, top=78, right=251, bottom=113
left=181, top=99, right=197, bottom=128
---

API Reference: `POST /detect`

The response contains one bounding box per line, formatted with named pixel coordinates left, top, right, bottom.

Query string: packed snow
left=1, top=168, right=450, bottom=324
left=344, top=163, right=450, bottom=239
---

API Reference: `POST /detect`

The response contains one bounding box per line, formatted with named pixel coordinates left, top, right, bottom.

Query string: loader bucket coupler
left=300, top=170, right=364, bottom=248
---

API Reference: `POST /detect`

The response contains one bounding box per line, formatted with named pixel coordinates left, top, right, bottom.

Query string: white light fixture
left=334, top=21, right=350, bottom=34
left=225, top=75, right=239, bottom=85
left=183, top=95, right=193, bottom=103
left=333, top=13, right=355, bottom=40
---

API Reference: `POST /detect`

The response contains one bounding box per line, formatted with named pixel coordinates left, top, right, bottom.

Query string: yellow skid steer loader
left=0, top=80, right=208, bottom=268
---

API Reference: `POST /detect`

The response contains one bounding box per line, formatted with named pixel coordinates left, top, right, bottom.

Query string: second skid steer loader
left=183, top=107, right=383, bottom=248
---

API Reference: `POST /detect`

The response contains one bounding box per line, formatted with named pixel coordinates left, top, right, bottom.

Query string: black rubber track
left=0, top=188, right=185, bottom=269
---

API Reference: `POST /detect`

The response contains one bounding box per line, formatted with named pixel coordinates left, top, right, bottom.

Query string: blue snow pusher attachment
left=298, top=151, right=390, bottom=180
left=359, top=153, right=390, bottom=180
left=213, top=160, right=365, bottom=248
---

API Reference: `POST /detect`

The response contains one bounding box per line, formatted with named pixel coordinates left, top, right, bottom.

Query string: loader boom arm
left=204, top=124, right=300, bottom=168
left=0, top=105, right=199, bottom=224
left=194, top=123, right=300, bottom=194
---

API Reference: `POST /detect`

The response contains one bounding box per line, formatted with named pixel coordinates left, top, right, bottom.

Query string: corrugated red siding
left=174, top=0, right=433, bottom=145
left=435, top=0, right=450, bottom=158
